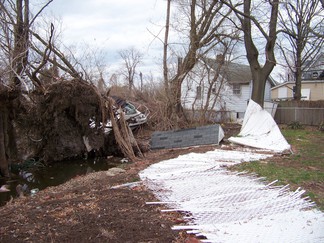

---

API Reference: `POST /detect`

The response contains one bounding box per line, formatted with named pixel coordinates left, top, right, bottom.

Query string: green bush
left=287, top=121, right=304, bottom=130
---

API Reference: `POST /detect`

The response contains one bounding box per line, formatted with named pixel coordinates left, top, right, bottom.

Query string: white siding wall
left=181, top=82, right=198, bottom=109
left=181, top=77, right=222, bottom=110
left=222, top=84, right=250, bottom=113
left=181, top=69, right=205, bottom=109
left=181, top=63, right=274, bottom=117
left=181, top=62, right=221, bottom=110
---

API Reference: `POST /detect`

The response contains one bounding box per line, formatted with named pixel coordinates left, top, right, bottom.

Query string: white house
left=181, top=58, right=276, bottom=121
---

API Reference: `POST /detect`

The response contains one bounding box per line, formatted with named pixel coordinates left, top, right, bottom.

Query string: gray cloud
left=44, top=0, right=166, bottom=75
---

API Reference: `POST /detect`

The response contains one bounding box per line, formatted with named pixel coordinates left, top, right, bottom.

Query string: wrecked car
left=112, top=96, right=148, bottom=129
left=90, top=96, right=148, bottom=133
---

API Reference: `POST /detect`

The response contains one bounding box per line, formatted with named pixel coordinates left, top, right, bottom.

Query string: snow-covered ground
left=139, top=149, right=324, bottom=243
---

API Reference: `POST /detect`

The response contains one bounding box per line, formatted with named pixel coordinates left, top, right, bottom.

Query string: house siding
left=182, top=89, right=206, bottom=110
left=181, top=81, right=222, bottom=110
left=181, top=60, right=275, bottom=120
left=271, top=81, right=324, bottom=101
left=310, top=82, right=324, bottom=100
left=222, top=84, right=250, bottom=113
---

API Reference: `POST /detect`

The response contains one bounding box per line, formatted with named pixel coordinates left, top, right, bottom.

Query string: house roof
left=303, top=52, right=324, bottom=71
left=202, top=58, right=276, bottom=87
left=272, top=79, right=324, bottom=90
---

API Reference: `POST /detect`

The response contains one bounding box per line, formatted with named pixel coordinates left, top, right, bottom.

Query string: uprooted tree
left=0, top=0, right=39, bottom=176
left=0, top=0, right=139, bottom=177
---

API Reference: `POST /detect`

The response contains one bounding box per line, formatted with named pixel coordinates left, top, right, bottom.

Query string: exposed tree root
left=0, top=80, right=141, bottom=174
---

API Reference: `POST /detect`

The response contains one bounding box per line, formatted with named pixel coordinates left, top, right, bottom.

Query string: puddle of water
left=0, top=157, right=122, bottom=206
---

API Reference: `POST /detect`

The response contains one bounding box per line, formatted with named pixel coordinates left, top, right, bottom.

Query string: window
left=124, top=103, right=137, bottom=115
left=301, top=89, right=310, bottom=100
left=233, top=84, right=241, bottom=95
left=312, top=72, right=319, bottom=79
left=196, top=86, right=202, bottom=100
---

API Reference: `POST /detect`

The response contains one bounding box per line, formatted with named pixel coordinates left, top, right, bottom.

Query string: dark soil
left=0, top=139, right=218, bottom=243
left=3, top=123, right=321, bottom=242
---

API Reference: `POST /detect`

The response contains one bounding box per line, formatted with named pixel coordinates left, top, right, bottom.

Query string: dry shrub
left=319, top=121, right=324, bottom=132
left=109, top=83, right=192, bottom=131
left=108, top=85, right=131, bottom=101
left=109, top=81, right=215, bottom=133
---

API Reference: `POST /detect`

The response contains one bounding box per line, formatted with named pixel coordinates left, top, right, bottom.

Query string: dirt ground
left=0, top=131, right=224, bottom=243
left=2, top=124, right=322, bottom=242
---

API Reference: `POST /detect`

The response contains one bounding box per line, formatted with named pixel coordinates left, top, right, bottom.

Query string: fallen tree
left=0, top=1, right=142, bottom=177
left=0, top=85, right=19, bottom=177
left=0, top=79, right=142, bottom=177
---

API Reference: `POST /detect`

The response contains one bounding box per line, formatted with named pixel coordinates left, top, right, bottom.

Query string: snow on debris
left=139, top=149, right=324, bottom=243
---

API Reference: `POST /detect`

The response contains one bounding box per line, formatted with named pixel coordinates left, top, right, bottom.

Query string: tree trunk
left=294, top=50, right=303, bottom=100
left=294, top=69, right=302, bottom=100
left=242, top=0, right=278, bottom=107
left=168, top=76, right=183, bottom=122
left=173, top=80, right=183, bottom=114
left=11, top=0, right=29, bottom=88
left=0, top=109, right=10, bottom=177
left=163, top=0, right=171, bottom=92
left=251, top=70, right=267, bottom=107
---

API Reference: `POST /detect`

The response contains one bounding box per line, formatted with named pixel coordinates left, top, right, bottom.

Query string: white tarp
left=228, top=100, right=291, bottom=152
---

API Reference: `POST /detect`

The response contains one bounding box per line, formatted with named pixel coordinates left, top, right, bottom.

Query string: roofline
left=199, top=59, right=277, bottom=85
left=227, top=80, right=250, bottom=84
left=303, top=52, right=324, bottom=71
left=271, top=79, right=324, bottom=90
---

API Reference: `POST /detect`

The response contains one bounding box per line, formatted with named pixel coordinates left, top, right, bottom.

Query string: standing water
left=0, top=157, right=122, bottom=206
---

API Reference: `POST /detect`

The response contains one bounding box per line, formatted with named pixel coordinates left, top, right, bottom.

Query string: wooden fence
left=274, top=101, right=324, bottom=125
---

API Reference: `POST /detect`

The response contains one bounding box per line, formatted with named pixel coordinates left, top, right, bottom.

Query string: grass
left=230, top=126, right=324, bottom=210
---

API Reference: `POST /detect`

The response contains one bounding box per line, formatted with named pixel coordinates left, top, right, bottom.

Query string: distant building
left=271, top=52, right=324, bottom=101
left=181, top=57, right=276, bottom=121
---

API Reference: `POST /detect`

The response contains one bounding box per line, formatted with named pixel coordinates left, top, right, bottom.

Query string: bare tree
left=11, top=0, right=29, bottom=88
left=222, top=0, right=279, bottom=107
left=1, top=0, right=102, bottom=90
left=198, top=43, right=237, bottom=123
left=118, top=47, right=143, bottom=93
left=163, top=0, right=171, bottom=94
left=66, top=42, right=109, bottom=84
left=0, top=0, right=54, bottom=89
left=0, top=0, right=53, bottom=176
left=278, top=0, right=324, bottom=100
left=184, top=38, right=238, bottom=124
left=164, top=0, right=235, bottom=123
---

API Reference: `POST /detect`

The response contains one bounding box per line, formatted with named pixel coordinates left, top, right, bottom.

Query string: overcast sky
left=41, top=0, right=285, bottom=82
left=43, top=0, right=167, bottom=76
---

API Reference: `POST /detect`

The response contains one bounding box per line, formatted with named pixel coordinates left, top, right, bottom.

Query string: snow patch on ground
left=140, top=149, right=324, bottom=243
